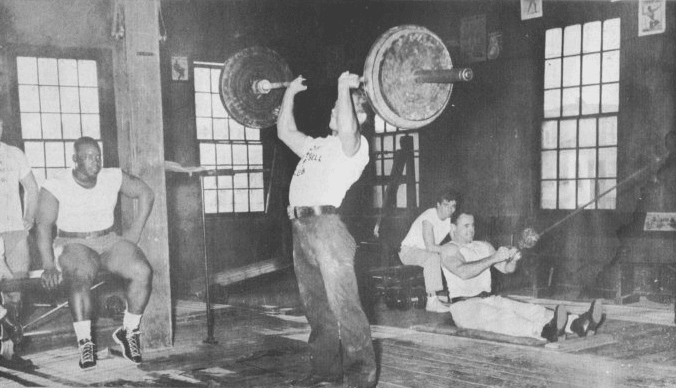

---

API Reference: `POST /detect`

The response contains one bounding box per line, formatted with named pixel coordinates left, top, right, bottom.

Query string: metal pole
left=200, top=174, right=217, bottom=344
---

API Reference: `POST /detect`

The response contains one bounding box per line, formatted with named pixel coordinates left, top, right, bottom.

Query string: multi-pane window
left=541, top=18, right=620, bottom=210
left=194, top=62, right=264, bottom=213
left=17, top=57, right=102, bottom=185
left=372, top=115, right=420, bottom=208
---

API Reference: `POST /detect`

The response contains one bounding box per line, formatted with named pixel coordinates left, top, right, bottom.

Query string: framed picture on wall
left=644, top=212, right=676, bottom=232
left=638, top=0, right=665, bottom=36
left=171, top=56, right=189, bottom=81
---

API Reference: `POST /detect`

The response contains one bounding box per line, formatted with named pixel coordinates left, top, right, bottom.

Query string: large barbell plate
left=220, top=47, right=293, bottom=129
left=363, top=25, right=453, bottom=130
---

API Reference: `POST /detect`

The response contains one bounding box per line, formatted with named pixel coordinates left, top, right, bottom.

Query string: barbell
left=219, top=25, right=473, bottom=130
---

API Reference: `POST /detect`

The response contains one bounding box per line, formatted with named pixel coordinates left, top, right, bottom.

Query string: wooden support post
left=113, top=0, right=172, bottom=349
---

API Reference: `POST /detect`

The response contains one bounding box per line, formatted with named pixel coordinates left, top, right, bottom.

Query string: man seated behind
left=399, top=188, right=460, bottom=312
left=36, top=137, right=155, bottom=370
left=440, top=210, right=604, bottom=342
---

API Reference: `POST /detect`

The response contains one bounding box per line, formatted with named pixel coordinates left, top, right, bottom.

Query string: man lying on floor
left=440, top=209, right=605, bottom=342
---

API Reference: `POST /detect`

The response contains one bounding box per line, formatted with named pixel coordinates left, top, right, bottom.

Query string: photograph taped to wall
left=638, top=0, right=665, bottom=36
left=521, top=0, right=543, bottom=20
left=644, top=212, right=676, bottom=232
left=172, top=56, right=189, bottom=81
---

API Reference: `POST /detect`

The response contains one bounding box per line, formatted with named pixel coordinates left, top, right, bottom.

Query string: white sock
left=565, top=313, right=579, bottom=334
left=123, top=311, right=142, bottom=331
left=73, top=320, right=92, bottom=342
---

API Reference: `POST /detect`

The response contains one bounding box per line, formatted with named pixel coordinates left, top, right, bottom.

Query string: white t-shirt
left=400, top=208, right=451, bottom=249
left=442, top=241, right=494, bottom=298
left=289, top=135, right=369, bottom=207
left=0, top=142, right=32, bottom=233
left=42, top=168, right=122, bottom=232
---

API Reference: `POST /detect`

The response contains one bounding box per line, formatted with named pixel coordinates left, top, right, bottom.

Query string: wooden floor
left=4, top=274, right=676, bottom=387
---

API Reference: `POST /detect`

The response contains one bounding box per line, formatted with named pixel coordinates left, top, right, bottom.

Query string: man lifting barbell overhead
left=277, top=72, right=377, bottom=388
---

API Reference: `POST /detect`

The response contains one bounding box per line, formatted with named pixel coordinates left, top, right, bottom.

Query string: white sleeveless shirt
left=442, top=241, right=494, bottom=298
left=42, top=168, right=122, bottom=232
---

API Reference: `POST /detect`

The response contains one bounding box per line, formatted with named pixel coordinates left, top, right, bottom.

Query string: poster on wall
left=638, top=0, right=666, bottom=36
left=171, top=56, right=189, bottom=81
left=487, top=32, right=503, bottom=60
left=521, top=0, right=543, bottom=20
left=644, top=212, right=676, bottom=232
left=460, top=14, right=487, bottom=63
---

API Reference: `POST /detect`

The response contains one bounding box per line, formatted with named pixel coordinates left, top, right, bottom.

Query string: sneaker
left=78, top=339, right=96, bottom=370
left=113, top=327, right=142, bottom=364
left=425, top=296, right=450, bottom=313
left=571, top=299, right=604, bottom=337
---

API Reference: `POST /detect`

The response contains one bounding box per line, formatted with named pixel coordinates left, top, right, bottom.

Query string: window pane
left=583, top=21, right=602, bottom=53
left=195, top=93, right=212, bottom=117
left=210, top=69, right=221, bottom=93
left=203, top=176, right=217, bottom=190
left=598, top=179, right=616, bottom=209
left=249, top=173, right=264, bottom=188
left=374, top=116, right=386, bottom=134
left=199, top=143, right=216, bottom=165
left=562, top=87, right=580, bottom=116
left=78, top=60, right=98, bottom=87
left=582, top=53, right=600, bottom=84
left=563, top=24, right=581, bottom=56
left=602, top=50, right=620, bottom=83
left=559, top=119, right=577, bottom=148
left=545, top=28, right=562, bottom=59
left=248, top=144, right=263, bottom=165
left=577, top=179, right=596, bottom=209
left=234, top=189, right=248, bottom=212
left=230, top=121, right=245, bottom=139
left=541, top=180, right=557, bottom=209
left=45, top=142, right=65, bottom=167
left=212, top=96, right=227, bottom=118
left=250, top=189, right=265, bottom=212
left=24, top=141, right=45, bottom=167
left=62, top=114, right=81, bottom=139
left=20, top=113, right=42, bottom=139
left=578, top=149, right=596, bottom=178
left=219, top=190, right=235, bottom=212
left=603, top=19, right=621, bottom=51
left=194, top=68, right=210, bottom=92
left=58, top=59, right=78, bottom=86
left=579, top=118, right=596, bottom=147
left=81, top=114, right=100, bottom=138
left=562, top=56, right=580, bottom=87
left=232, top=144, right=247, bottom=166
left=598, top=147, right=616, bottom=177
left=601, top=83, right=619, bottom=112
left=60, top=87, right=80, bottom=113
left=245, top=127, right=260, bottom=141
left=541, top=151, right=557, bottom=179
left=558, top=180, right=576, bottom=209
left=581, top=85, right=600, bottom=115
left=203, top=190, right=218, bottom=213
left=396, top=185, right=407, bottom=208
left=38, top=58, right=59, bottom=85
left=216, top=143, right=232, bottom=166
left=599, top=117, right=617, bottom=146
left=233, top=173, right=247, bottom=189
left=19, top=85, right=40, bottom=112
left=543, top=90, right=561, bottom=118
left=212, top=119, right=227, bottom=140
left=17, top=57, right=38, bottom=84
left=559, top=149, right=576, bottom=179
left=542, top=121, right=558, bottom=149
left=196, top=117, right=212, bottom=139
left=41, top=113, right=61, bottom=139
left=216, top=175, right=232, bottom=189
left=544, top=59, right=562, bottom=89
left=384, top=159, right=393, bottom=175
left=79, top=88, right=99, bottom=113
left=40, top=86, right=60, bottom=112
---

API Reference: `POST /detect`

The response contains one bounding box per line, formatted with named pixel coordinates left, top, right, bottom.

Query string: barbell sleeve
left=413, top=68, right=474, bottom=83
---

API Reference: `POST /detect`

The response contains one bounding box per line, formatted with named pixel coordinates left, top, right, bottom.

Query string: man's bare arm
left=277, top=75, right=308, bottom=157
left=440, top=243, right=510, bottom=280
left=36, top=188, right=62, bottom=289
left=20, top=171, right=39, bottom=230
left=119, top=172, right=155, bottom=244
